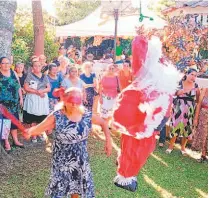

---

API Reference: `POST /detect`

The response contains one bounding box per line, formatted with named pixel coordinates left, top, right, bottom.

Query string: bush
left=12, top=6, right=59, bottom=67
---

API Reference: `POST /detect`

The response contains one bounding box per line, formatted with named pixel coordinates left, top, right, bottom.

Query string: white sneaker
left=31, top=138, right=37, bottom=143
left=39, top=136, right=46, bottom=142
left=165, top=148, right=173, bottom=154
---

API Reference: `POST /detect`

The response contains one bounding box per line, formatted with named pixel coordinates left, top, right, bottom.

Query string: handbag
left=116, top=76, right=121, bottom=93
left=0, top=116, right=11, bottom=140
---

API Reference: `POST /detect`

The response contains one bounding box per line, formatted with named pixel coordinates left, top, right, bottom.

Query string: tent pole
left=114, top=9, right=119, bottom=62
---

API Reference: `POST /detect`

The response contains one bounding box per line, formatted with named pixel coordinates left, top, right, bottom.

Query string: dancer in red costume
left=113, top=33, right=181, bottom=192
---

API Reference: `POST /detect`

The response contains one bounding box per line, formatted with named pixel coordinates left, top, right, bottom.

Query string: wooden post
left=113, top=9, right=119, bottom=62
left=32, top=0, right=44, bottom=56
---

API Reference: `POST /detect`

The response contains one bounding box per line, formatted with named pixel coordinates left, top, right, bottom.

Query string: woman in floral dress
left=192, top=88, right=208, bottom=162
left=166, top=68, right=200, bottom=155
left=24, top=88, right=112, bottom=198
left=0, top=57, right=24, bottom=151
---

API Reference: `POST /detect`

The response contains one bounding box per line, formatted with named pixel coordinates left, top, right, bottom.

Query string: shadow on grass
left=139, top=146, right=208, bottom=198
left=90, top=129, right=208, bottom=198
left=0, top=131, right=207, bottom=198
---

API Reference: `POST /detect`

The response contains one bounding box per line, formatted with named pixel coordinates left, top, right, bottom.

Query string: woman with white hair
left=61, top=66, right=87, bottom=104
left=80, top=62, right=97, bottom=111
left=57, top=56, right=69, bottom=80
left=24, top=87, right=112, bottom=198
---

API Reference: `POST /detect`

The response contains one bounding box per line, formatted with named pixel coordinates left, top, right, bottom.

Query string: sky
left=16, top=0, right=161, bottom=16
left=17, top=0, right=56, bottom=16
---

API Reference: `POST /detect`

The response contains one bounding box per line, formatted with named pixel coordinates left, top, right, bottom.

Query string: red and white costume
left=113, top=35, right=180, bottom=191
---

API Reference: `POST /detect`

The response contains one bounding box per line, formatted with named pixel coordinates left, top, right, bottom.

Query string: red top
left=118, top=70, right=133, bottom=90
left=101, top=76, right=118, bottom=98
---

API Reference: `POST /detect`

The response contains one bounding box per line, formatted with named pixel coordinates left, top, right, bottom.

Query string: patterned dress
left=0, top=70, right=20, bottom=129
left=80, top=73, right=96, bottom=112
left=192, top=95, right=208, bottom=152
left=46, top=110, right=95, bottom=198
left=0, top=70, right=20, bottom=114
left=170, top=82, right=198, bottom=137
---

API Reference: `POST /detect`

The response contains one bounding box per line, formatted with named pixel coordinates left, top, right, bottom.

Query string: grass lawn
left=0, top=132, right=208, bottom=198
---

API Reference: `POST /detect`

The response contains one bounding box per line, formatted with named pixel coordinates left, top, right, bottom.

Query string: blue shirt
left=61, top=78, right=83, bottom=90
left=47, top=75, right=62, bottom=99
left=80, top=73, right=96, bottom=85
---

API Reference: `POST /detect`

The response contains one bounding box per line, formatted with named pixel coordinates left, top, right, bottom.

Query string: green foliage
left=12, top=37, right=31, bottom=64
left=44, top=31, right=59, bottom=62
left=12, top=5, right=59, bottom=66
left=55, top=0, right=101, bottom=25
left=148, top=0, right=175, bottom=17
left=12, top=6, right=33, bottom=65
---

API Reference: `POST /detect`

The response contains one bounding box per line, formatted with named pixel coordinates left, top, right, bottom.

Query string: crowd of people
left=0, top=31, right=208, bottom=197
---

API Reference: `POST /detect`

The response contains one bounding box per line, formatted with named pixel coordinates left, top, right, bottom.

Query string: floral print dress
left=170, top=81, right=198, bottom=138
left=0, top=69, right=20, bottom=114
left=46, top=110, right=95, bottom=198
left=80, top=73, right=96, bottom=112
left=0, top=70, right=20, bottom=130
left=192, top=94, right=208, bottom=152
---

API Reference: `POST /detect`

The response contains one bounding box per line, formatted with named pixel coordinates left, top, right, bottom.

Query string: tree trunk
left=32, top=0, right=44, bottom=56
left=0, top=1, right=17, bottom=58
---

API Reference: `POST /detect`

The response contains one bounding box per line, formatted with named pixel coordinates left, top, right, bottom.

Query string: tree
left=32, top=0, right=44, bottom=56
left=12, top=5, right=59, bottom=65
left=0, top=1, right=17, bottom=58
left=148, top=0, right=175, bottom=17
left=55, top=0, right=101, bottom=25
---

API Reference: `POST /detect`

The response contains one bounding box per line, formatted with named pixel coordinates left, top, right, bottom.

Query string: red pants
left=117, top=134, right=156, bottom=177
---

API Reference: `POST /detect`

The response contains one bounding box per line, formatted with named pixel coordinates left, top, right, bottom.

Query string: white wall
left=167, top=6, right=208, bottom=25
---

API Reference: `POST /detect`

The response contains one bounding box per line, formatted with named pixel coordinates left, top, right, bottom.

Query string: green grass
left=0, top=136, right=208, bottom=198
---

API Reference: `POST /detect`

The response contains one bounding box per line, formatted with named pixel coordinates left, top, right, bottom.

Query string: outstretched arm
left=24, top=114, right=55, bottom=139
left=92, top=114, right=112, bottom=156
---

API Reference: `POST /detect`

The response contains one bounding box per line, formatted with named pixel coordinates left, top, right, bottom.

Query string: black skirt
left=23, top=110, right=47, bottom=124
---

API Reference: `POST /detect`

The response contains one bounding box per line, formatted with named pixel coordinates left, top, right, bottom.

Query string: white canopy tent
left=56, top=6, right=167, bottom=37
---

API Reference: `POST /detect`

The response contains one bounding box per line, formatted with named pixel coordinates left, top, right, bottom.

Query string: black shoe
left=4, top=149, right=12, bottom=154
left=12, top=143, right=25, bottom=149
left=116, top=160, right=119, bottom=166
left=197, top=156, right=207, bottom=163
left=114, top=179, right=138, bottom=192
